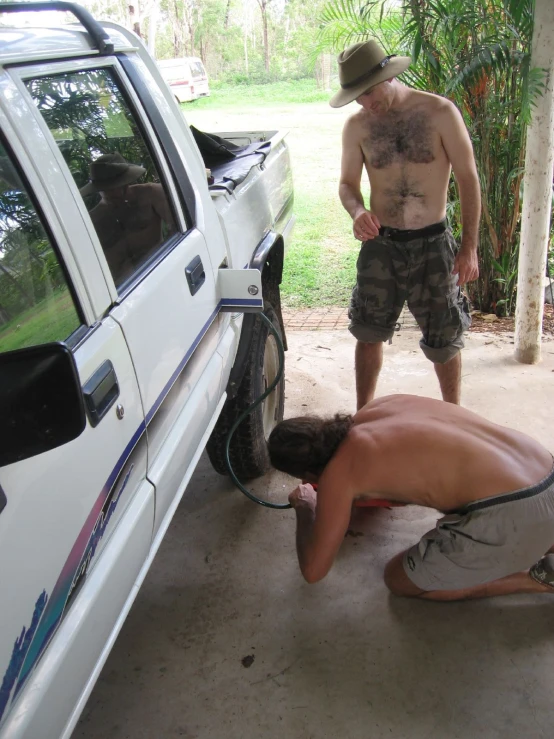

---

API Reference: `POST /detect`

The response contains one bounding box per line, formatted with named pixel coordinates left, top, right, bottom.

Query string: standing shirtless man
left=268, top=395, right=554, bottom=601
left=330, top=41, right=481, bottom=408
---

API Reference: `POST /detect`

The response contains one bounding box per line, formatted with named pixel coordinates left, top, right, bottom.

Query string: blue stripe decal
left=145, top=304, right=220, bottom=425
left=0, top=293, right=261, bottom=720
left=0, top=420, right=146, bottom=721
left=145, top=297, right=261, bottom=426
left=220, top=298, right=263, bottom=306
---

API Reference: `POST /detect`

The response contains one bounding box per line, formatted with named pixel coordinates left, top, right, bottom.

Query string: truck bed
left=192, top=127, right=294, bottom=270
left=191, top=126, right=274, bottom=191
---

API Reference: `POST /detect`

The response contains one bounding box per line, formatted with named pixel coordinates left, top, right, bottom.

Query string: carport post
left=514, top=0, right=554, bottom=364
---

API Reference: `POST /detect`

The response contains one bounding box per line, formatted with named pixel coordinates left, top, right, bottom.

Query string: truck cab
left=0, top=3, right=293, bottom=737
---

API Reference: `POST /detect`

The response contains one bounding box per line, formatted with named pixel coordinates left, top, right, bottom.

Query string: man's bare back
left=339, top=395, right=553, bottom=511
left=269, top=395, right=554, bottom=598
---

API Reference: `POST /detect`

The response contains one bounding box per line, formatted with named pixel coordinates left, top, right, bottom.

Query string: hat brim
left=329, top=56, right=412, bottom=108
left=80, top=164, right=146, bottom=196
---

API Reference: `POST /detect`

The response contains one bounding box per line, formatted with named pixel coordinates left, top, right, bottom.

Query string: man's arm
left=289, top=459, right=355, bottom=583
left=339, top=117, right=380, bottom=241
left=439, top=102, right=481, bottom=285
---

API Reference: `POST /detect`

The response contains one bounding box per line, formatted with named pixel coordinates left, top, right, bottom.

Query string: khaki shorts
left=403, top=464, right=554, bottom=592
left=348, top=225, right=471, bottom=364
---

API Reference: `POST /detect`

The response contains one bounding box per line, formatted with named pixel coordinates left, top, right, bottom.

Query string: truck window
left=25, top=69, right=180, bottom=290
left=0, top=140, right=82, bottom=354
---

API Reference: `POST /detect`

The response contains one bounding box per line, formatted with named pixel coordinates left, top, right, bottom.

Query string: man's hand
left=289, top=483, right=317, bottom=511
left=453, top=247, right=479, bottom=286
left=353, top=210, right=381, bottom=241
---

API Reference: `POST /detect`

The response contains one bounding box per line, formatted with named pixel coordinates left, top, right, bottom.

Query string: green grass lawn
left=186, top=79, right=331, bottom=110
left=282, top=192, right=359, bottom=308
left=0, top=289, right=80, bottom=353
left=185, top=81, right=361, bottom=309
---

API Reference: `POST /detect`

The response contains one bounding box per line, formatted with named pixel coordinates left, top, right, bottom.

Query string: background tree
left=256, top=0, right=273, bottom=73
left=82, top=0, right=334, bottom=85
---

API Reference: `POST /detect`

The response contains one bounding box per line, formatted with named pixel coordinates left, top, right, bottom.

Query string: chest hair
left=364, top=110, right=435, bottom=170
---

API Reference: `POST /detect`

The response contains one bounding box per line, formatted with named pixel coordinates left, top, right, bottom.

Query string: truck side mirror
left=0, top=342, right=86, bottom=467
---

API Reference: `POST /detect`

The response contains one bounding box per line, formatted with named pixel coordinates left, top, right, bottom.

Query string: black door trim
left=118, top=54, right=197, bottom=226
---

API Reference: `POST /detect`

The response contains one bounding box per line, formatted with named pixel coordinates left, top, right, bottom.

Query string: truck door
left=19, top=59, right=224, bottom=536
left=0, top=102, right=154, bottom=734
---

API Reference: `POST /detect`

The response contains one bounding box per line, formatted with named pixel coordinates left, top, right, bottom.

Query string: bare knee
left=357, top=341, right=382, bottom=358
left=383, top=557, right=404, bottom=595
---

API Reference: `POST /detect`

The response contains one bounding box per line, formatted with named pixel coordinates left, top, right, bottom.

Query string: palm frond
left=521, top=64, right=548, bottom=125
left=446, top=42, right=513, bottom=93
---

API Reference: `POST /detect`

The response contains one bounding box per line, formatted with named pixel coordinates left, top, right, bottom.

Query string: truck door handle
left=0, top=484, right=6, bottom=515
left=83, top=360, right=120, bottom=428
left=185, top=255, right=205, bottom=296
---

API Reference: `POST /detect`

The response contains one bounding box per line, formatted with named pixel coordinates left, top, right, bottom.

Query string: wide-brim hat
left=329, top=40, right=411, bottom=108
left=80, top=152, right=146, bottom=195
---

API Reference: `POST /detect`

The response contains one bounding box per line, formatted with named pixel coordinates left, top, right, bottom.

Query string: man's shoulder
left=343, top=108, right=367, bottom=131
left=130, top=182, right=160, bottom=194
left=130, top=182, right=165, bottom=201
left=406, top=88, right=456, bottom=113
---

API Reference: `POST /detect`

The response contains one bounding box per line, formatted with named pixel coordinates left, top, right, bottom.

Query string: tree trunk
left=244, top=22, right=249, bottom=74
left=262, top=9, right=269, bottom=73
left=257, top=0, right=270, bottom=74
left=514, top=0, right=554, bottom=364
left=224, top=0, right=231, bottom=29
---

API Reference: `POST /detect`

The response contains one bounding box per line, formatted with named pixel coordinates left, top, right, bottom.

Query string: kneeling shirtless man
left=268, top=395, right=554, bottom=601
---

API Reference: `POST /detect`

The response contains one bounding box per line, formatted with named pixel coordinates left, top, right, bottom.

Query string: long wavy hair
left=268, top=413, right=354, bottom=479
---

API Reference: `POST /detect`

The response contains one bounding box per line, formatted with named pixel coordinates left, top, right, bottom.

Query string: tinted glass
left=27, top=68, right=180, bottom=290
left=0, top=141, right=81, bottom=353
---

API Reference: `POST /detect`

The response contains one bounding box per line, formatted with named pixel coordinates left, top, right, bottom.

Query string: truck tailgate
left=201, top=130, right=294, bottom=270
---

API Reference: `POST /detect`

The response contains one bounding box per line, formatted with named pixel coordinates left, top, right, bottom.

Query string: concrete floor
left=76, top=327, right=554, bottom=739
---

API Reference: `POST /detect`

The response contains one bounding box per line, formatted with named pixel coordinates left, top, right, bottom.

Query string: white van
left=158, top=56, right=210, bottom=103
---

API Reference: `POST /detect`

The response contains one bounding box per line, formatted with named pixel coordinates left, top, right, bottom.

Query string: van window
left=0, top=140, right=82, bottom=353
left=26, top=68, right=181, bottom=291
left=190, top=61, right=205, bottom=80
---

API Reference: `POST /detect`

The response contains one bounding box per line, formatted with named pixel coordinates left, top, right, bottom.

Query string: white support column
left=514, top=0, right=554, bottom=364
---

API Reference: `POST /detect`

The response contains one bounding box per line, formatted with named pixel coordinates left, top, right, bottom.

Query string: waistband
left=378, top=219, right=447, bottom=242
left=454, top=462, right=554, bottom=515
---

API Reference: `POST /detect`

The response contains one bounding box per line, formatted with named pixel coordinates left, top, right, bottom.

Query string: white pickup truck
left=0, top=3, right=294, bottom=737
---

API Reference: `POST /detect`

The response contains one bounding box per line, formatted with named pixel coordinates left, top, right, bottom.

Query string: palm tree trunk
left=515, top=0, right=554, bottom=363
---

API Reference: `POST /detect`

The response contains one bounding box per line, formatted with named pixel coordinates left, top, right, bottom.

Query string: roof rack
left=0, top=1, right=114, bottom=55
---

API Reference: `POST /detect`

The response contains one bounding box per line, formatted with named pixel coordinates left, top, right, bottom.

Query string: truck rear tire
left=206, top=303, right=285, bottom=479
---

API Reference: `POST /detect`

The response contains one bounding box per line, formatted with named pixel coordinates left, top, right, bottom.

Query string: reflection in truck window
left=0, top=142, right=81, bottom=353
left=26, top=69, right=179, bottom=290
left=80, top=153, right=176, bottom=284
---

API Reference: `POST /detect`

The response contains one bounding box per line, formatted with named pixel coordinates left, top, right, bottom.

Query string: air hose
left=224, top=312, right=292, bottom=509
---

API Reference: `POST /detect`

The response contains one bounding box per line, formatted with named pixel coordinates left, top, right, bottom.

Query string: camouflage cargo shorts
left=348, top=224, right=471, bottom=364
